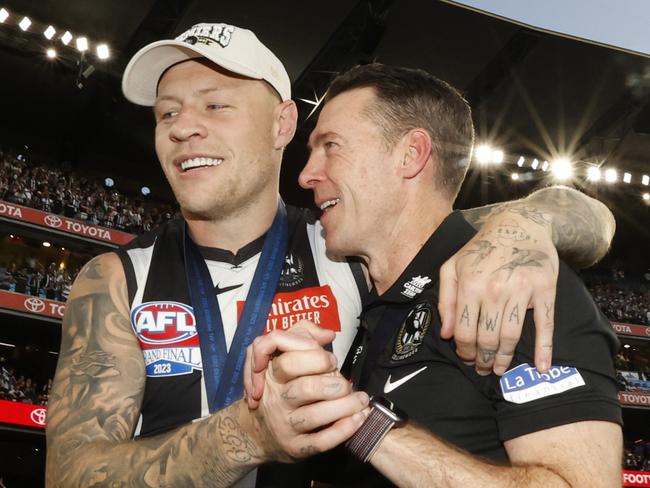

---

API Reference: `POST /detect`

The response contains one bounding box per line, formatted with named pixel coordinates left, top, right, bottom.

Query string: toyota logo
left=30, top=408, right=47, bottom=426
left=44, top=215, right=63, bottom=228
left=24, top=297, right=46, bottom=313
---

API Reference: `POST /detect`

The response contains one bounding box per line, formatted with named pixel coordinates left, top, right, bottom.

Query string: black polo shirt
left=331, top=210, right=621, bottom=487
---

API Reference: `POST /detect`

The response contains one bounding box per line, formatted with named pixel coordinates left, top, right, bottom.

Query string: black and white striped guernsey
left=117, top=205, right=366, bottom=440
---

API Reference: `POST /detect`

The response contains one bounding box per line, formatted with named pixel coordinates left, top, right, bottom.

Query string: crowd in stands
left=0, top=261, right=77, bottom=302
left=625, top=445, right=650, bottom=472
left=0, top=146, right=179, bottom=234
left=615, top=347, right=650, bottom=392
left=585, top=264, right=650, bottom=326
left=0, top=360, right=51, bottom=406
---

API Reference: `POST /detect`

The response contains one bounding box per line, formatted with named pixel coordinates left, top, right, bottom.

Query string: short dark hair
left=324, top=63, right=474, bottom=199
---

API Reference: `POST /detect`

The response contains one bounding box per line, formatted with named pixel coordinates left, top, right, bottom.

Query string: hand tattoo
left=492, top=247, right=549, bottom=280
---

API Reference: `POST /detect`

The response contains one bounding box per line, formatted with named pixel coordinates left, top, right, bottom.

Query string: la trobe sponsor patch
left=131, top=301, right=202, bottom=377
left=500, top=363, right=585, bottom=404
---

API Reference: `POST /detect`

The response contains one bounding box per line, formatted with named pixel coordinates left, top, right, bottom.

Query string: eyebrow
left=154, top=86, right=223, bottom=106
left=307, top=131, right=341, bottom=153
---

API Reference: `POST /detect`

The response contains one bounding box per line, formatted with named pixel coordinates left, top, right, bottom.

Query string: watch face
left=372, top=396, right=407, bottom=424
left=392, top=302, right=433, bottom=361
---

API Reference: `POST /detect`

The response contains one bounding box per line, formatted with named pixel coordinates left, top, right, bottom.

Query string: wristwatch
left=346, top=396, right=407, bottom=463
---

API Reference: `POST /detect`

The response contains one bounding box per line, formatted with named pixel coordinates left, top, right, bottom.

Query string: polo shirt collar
left=366, top=210, right=477, bottom=305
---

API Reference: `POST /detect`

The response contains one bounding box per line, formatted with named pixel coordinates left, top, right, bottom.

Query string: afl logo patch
left=392, top=303, right=432, bottom=361
left=131, top=301, right=197, bottom=345
left=279, top=252, right=304, bottom=288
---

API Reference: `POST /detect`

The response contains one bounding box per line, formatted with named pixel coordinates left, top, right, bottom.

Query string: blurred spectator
left=0, top=359, right=52, bottom=406
left=0, top=260, right=79, bottom=302
left=587, top=280, right=650, bottom=326
left=0, top=146, right=180, bottom=233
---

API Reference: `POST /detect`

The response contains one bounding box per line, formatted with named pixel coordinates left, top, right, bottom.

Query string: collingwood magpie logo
left=177, top=23, right=235, bottom=48
left=392, top=302, right=432, bottom=361
left=401, top=275, right=431, bottom=298
left=279, top=252, right=304, bottom=287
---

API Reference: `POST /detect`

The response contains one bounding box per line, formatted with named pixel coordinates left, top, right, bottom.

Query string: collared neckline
left=365, top=210, right=477, bottom=306
left=197, top=233, right=266, bottom=265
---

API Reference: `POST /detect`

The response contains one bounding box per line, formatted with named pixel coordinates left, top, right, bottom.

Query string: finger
left=279, top=374, right=354, bottom=411
left=271, top=349, right=337, bottom=384
left=492, top=298, right=527, bottom=375
left=474, top=300, right=506, bottom=376
left=290, top=407, right=370, bottom=459
left=533, top=294, right=555, bottom=373
left=452, top=296, right=481, bottom=365
left=438, top=259, right=458, bottom=339
left=292, top=320, right=336, bottom=345
left=243, top=344, right=259, bottom=409
left=289, top=391, right=369, bottom=434
left=252, top=330, right=324, bottom=374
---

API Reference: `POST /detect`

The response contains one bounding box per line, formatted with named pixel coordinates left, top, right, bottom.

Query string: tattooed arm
left=439, top=187, right=614, bottom=376
left=46, top=253, right=365, bottom=487
left=460, top=186, right=614, bottom=269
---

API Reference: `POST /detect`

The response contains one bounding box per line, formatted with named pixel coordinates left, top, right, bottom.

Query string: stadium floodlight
left=551, top=158, right=573, bottom=181
left=604, top=168, right=617, bottom=183
left=141, top=186, right=151, bottom=196
left=531, top=158, right=539, bottom=169
left=76, top=36, right=89, bottom=52
left=587, top=167, right=601, bottom=181
left=643, top=175, right=649, bottom=186
left=46, top=48, right=57, bottom=59
left=475, top=144, right=492, bottom=164
left=44, top=25, right=56, bottom=40
left=623, top=172, right=632, bottom=184
left=541, top=161, right=549, bottom=172
left=96, top=43, right=110, bottom=60
left=61, top=31, right=72, bottom=45
left=511, top=173, right=519, bottom=181
left=0, top=8, right=9, bottom=23
left=516, top=156, right=525, bottom=167
left=42, top=241, right=51, bottom=247
left=491, top=149, right=504, bottom=164
left=19, top=16, right=31, bottom=31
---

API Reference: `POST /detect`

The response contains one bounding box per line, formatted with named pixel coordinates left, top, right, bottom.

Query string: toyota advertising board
left=0, top=290, right=66, bottom=320
left=0, top=200, right=134, bottom=246
left=0, top=400, right=47, bottom=429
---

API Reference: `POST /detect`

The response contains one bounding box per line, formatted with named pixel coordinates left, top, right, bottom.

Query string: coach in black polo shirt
left=290, top=63, right=622, bottom=487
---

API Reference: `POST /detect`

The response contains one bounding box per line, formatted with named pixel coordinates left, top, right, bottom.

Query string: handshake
left=242, top=320, right=370, bottom=463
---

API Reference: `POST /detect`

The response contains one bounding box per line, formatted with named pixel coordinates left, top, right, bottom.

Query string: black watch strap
left=346, top=396, right=405, bottom=463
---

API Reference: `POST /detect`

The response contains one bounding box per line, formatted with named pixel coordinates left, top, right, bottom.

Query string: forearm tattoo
left=462, top=186, right=614, bottom=268
left=46, top=255, right=261, bottom=487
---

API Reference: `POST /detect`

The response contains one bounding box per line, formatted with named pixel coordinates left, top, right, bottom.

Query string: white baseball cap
left=122, top=23, right=291, bottom=106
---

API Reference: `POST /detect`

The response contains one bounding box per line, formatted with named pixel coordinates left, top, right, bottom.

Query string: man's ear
left=274, top=100, right=298, bottom=150
left=399, top=128, right=433, bottom=179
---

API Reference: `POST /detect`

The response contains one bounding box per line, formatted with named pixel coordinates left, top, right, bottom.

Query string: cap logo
left=176, top=23, right=235, bottom=48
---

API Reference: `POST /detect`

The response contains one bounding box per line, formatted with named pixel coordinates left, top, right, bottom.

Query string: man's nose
left=169, top=109, right=208, bottom=142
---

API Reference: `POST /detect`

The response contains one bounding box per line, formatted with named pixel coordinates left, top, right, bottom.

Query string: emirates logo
left=24, top=297, right=46, bottom=313
left=44, top=215, right=63, bottom=228
left=30, top=408, right=47, bottom=426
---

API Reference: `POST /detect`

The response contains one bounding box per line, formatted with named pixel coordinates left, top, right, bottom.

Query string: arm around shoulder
left=461, top=186, right=615, bottom=268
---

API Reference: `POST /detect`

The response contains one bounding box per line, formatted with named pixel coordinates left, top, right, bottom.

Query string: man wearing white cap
left=45, top=22, right=615, bottom=487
